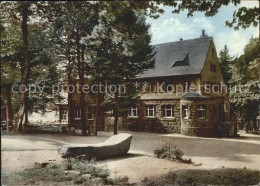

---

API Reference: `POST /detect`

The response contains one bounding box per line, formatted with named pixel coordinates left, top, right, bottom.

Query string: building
left=31, top=36, right=232, bottom=137
left=121, top=36, right=231, bottom=137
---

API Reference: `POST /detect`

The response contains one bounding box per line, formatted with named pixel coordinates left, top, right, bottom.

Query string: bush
left=143, top=168, right=260, bottom=186
left=128, top=122, right=145, bottom=131
left=144, top=122, right=168, bottom=133
left=2, top=158, right=128, bottom=185
left=154, top=138, right=191, bottom=163
left=128, top=121, right=168, bottom=133
left=25, top=124, right=66, bottom=134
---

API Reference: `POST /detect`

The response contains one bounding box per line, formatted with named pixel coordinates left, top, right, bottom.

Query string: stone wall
left=122, top=99, right=181, bottom=133
left=118, top=97, right=227, bottom=137
left=180, top=98, right=224, bottom=137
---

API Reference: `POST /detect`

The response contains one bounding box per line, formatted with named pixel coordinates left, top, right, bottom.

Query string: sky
left=147, top=1, right=259, bottom=57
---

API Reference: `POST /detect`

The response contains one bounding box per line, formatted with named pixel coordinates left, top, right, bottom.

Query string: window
left=145, top=105, right=156, bottom=117
left=88, top=106, right=94, bottom=120
left=198, top=105, right=206, bottom=119
left=162, top=105, right=174, bottom=118
left=129, top=106, right=138, bottom=117
left=210, top=64, right=216, bottom=72
left=182, top=105, right=189, bottom=119
left=172, top=54, right=189, bottom=67
left=146, top=83, right=156, bottom=92
left=74, top=108, right=81, bottom=119
left=174, top=61, right=182, bottom=66
left=212, top=48, right=215, bottom=55
left=60, top=108, right=67, bottom=121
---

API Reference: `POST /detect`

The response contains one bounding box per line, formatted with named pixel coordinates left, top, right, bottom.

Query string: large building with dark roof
left=118, top=36, right=232, bottom=137
left=47, top=36, right=232, bottom=137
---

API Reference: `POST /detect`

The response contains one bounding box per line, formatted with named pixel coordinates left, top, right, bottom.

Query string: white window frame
left=163, top=105, right=174, bottom=118
left=198, top=105, right=206, bottom=119
left=129, top=106, right=138, bottom=117
left=145, top=105, right=156, bottom=118
left=61, top=108, right=67, bottom=122
left=183, top=106, right=189, bottom=119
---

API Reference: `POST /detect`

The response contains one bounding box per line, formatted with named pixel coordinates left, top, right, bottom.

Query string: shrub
left=128, top=121, right=168, bottom=133
left=2, top=158, right=128, bottom=185
left=154, top=138, right=191, bottom=163
left=25, top=124, right=66, bottom=134
left=144, top=168, right=260, bottom=186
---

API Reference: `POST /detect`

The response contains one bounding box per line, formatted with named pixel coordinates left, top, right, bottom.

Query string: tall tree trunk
left=6, top=106, right=9, bottom=133
left=93, top=81, right=100, bottom=136
left=16, top=3, right=30, bottom=132
left=113, top=90, right=119, bottom=135
left=24, top=95, right=28, bottom=127
left=67, top=63, right=73, bottom=129
left=253, top=116, right=257, bottom=131
left=76, top=26, right=87, bottom=135
left=4, top=86, right=14, bottom=132
left=67, top=34, right=73, bottom=130
left=233, top=116, right=238, bottom=135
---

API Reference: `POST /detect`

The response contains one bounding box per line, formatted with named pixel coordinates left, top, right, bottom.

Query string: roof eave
left=137, top=73, right=200, bottom=80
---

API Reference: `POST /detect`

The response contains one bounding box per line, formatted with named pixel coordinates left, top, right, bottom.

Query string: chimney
left=180, top=38, right=183, bottom=41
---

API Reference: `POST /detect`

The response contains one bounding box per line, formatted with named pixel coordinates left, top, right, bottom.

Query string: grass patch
left=2, top=159, right=128, bottom=185
left=143, top=168, right=260, bottom=186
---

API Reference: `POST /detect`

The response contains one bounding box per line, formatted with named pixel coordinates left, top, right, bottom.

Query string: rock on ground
left=58, top=133, right=132, bottom=160
left=81, top=174, right=91, bottom=181
left=91, top=177, right=103, bottom=185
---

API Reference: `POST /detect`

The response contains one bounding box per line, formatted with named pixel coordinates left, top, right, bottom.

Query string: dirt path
left=98, top=150, right=196, bottom=184
left=1, top=130, right=260, bottom=184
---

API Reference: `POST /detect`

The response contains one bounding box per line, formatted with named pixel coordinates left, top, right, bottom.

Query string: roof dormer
left=172, top=53, right=189, bottom=67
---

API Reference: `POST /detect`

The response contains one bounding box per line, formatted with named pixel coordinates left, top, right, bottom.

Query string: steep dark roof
left=139, top=37, right=212, bottom=78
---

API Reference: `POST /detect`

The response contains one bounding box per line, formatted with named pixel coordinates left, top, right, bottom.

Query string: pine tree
left=82, top=2, right=155, bottom=135
left=219, top=45, right=233, bottom=85
left=50, top=1, right=99, bottom=134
